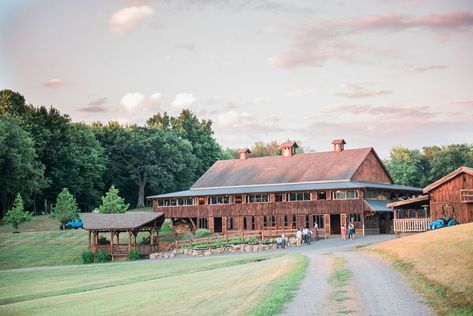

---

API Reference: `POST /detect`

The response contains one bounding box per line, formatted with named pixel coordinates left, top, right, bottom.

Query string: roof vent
left=332, top=139, right=346, bottom=152
left=239, top=148, right=251, bottom=160
left=280, top=141, right=298, bottom=157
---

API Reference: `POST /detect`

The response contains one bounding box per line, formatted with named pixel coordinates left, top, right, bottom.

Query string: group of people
left=341, top=222, right=356, bottom=240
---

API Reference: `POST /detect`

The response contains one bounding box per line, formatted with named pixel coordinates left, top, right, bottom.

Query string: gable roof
left=423, top=166, right=473, bottom=193
left=81, top=212, right=165, bottom=231
left=191, top=147, right=381, bottom=189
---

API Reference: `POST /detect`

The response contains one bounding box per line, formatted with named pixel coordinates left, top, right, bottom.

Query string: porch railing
left=393, top=218, right=431, bottom=233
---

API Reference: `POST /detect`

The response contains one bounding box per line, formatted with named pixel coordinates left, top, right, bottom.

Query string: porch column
left=128, top=230, right=132, bottom=252
left=88, top=231, right=91, bottom=250
left=110, top=230, right=114, bottom=260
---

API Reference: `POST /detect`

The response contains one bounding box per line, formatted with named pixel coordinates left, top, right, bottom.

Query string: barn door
left=323, top=214, right=331, bottom=235
left=341, top=213, right=347, bottom=231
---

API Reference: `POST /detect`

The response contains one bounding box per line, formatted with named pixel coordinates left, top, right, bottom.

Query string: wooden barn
left=149, top=140, right=421, bottom=237
left=388, top=166, right=473, bottom=233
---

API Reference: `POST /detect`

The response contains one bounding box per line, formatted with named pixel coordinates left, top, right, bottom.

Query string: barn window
left=287, top=192, right=311, bottom=201
left=247, top=193, right=269, bottom=203
left=263, top=216, right=269, bottom=227
left=292, top=215, right=297, bottom=228
left=227, top=217, right=234, bottom=230
left=251, top=216, right=256, bottom=230
left=305, top=215, right=310, bottom=228
left=271, top=216, right=276, bottom=226
left=317, top=192, right=326, bottom=200
left=275, top=193, right=283, bottom=202
left=198, top=197, right=205, bottom=205
left=348, top=214, right=361, bottom=222
left=284, top=215, right=289, bottom=226
left=331, top=190, right=359, bottom=200
left=460, top=189, right=473, bottom=203
left=243, top=217, right=248, bottom=230
left=312, top=215, right=324, bottom=228
left=198, top=218, right=208, bottom=229
left=208, top=195, right=230, bottom=205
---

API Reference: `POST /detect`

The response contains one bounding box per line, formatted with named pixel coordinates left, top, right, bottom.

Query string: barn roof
left=423, top=166, right=473, bottom=193
left=364, top=199, right=393, bottom=212
left=148, top=181, right=421, bottom=199
left=81, top=212, right=165, bottom=231
left=191, top=147, right=377, bottom=189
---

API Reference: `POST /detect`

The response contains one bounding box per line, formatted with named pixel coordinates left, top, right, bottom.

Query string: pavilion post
left=88, top=231, right=91, bottom=250
left=128, top=230, right=132, bottom=252
left=150, top=227, right=154, bottom=252
left=110, top=230, right=114, bottom=260
left=116, top=232, right=120, bottom=245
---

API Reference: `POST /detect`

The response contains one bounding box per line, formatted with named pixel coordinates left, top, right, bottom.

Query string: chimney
left=239, top=148, right=251, bottom=160
left=332, top=139, right=346, bottom=152
left=280, top=141, right=298, bottom=157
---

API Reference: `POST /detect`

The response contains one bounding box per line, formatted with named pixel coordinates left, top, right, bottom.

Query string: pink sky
left=1, top=0, right=472, bottom=157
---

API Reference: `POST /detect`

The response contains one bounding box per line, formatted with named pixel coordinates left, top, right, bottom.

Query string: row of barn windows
left=158, top=189, right=361, bottom=207
left=196, top=215, right=326, bottom=230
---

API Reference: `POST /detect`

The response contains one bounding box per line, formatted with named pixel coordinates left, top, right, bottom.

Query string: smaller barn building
left=388, top=166, right=473, bottom=233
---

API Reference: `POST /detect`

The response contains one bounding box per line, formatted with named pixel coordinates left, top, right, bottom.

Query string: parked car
left=65, top=219, right=83, bottom=229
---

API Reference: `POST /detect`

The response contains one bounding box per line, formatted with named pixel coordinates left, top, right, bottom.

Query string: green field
left=0, top=214, right=173, bottom=269
left=0, top=253, right=306, bottom=316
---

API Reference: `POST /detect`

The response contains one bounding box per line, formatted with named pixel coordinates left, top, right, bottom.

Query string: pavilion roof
left=81, top=212, right=165, bottom=231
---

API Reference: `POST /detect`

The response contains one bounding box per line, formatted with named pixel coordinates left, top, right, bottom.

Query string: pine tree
left=51, top=188, right=79, bottom=229
left=4, top=194, right=32, bottom=232
left=98, top=185, right=129, bottom=214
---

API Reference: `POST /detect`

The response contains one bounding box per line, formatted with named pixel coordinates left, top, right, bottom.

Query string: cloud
left=172, top=93, right=197, bottom=107
left=352, top=11, right=473, bottom=32
left=415, top=65, right=446, bottom=72
left=79, top=106, right=107, bottom=113
left=120, top=92, right=161, bottom=113
left=88, top=97, right=107, bottom=106
left=335, top=84, right=393, bottom=99
left=43, top=78, right=64, bottom=87
left=109, top=5, right=154, bottom=34
left=268, top=11, right=473, bottom=69
left=449, top=99, right=473, bottom=106
left=321, top=104, right=438, bottom=121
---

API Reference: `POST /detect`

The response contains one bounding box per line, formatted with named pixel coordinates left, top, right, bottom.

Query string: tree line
left=0, top=90, right=225, bottom=217
left=384, top=145, right=473, bottom=188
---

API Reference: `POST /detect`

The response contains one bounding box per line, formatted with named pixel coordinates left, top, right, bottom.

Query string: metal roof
left=81, top=212, right=165, bottom=231
left=364, top=199, right=393, bottom=212
left=148, top=181, right=422, bottom=199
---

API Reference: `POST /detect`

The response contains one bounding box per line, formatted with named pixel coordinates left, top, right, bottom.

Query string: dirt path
left=280, top=236, right=434, bottom=316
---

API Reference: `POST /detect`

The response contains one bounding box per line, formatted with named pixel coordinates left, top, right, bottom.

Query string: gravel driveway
left=280, top=235, right=434, bottom=316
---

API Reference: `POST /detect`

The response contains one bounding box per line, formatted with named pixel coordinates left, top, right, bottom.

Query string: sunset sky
left=1, top=0, right=472, bottom=157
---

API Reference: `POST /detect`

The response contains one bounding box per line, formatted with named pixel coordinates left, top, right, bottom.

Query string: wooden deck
left=393, top=218, right=431, bottom=233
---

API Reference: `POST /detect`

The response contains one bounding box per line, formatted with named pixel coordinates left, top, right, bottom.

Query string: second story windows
left=331, top=190, right=359, bottom=200
left=158, top=197, right=193, bottom=207
left=287, top=191, right=311, bottom=201
left=208, top=195, right=230, bottom=205
left=247, top=193, right=269, bottom=203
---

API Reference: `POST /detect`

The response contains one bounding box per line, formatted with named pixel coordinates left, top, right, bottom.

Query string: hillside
left=370, top=223, right=473, bottom=315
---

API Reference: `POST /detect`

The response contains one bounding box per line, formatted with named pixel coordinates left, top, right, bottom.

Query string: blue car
left=65, top=219, right=83, bottom=229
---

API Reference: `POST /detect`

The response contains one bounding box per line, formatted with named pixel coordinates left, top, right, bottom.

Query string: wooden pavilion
left=81, top=212, right=165, bottom=260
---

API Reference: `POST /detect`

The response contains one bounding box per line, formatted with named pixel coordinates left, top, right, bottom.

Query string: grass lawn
left=0, top=253, right=307, bottom=316
left=368, top=222, right=473, bottom=315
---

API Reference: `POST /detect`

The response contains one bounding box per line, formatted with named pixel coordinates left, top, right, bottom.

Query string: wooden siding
left=429, top=172, right=473, bottom=224
left=155, top=199, right=364, bottom=218
left=351, top=150, right=393, bottom=184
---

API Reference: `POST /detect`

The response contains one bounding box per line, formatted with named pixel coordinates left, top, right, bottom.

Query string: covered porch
left=81, top=212, right=165, bottom=260
left=387, top=195, right=431, bottom=233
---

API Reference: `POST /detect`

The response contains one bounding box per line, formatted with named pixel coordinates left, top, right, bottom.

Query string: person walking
left=302, top=228, right=308, bottom=244
left=281, top=233, right=286, bottom=249
left=296, top=228, right=302, bottom=246
left=313, top=222, right=319, bottom=241
left=348, top=222, right=355, bottom=240
left=341, top=225, right=347, bottom=240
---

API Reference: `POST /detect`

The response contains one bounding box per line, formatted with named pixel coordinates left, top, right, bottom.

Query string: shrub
left=128, top=249, right=141, bottom=261
left=95, top=250, right=112, bottom=263
left=195, top=228, right=211, bottom=238
left=51, top=188, right=79, bottom=229
left=81, top=251, right=95, bottom=264
left=4, top=194, right=32, bottom=232
left=98, top=185, right=129, bottom=214
left=180, top=232, right=195, bottom=240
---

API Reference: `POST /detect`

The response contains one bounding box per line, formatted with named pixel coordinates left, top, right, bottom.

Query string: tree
left=384, top=146, right=428, bottom=187
left=51, top=188, right=79, bottom=229
left=117, top=128, right=197, bottom=208
left=0, top=117, right=47, bottom=216
left=98, top=185, right=129, bottom=213
left=4, top=194, right=32, bottom=232
left=425, top=144, right=473, bottom=184
left=0, top=89, right=31, bottom=117
left=148, top=110, right=223, bottom=181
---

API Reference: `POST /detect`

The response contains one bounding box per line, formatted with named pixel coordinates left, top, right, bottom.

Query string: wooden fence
left=393, top=218, right=431, bottom=233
